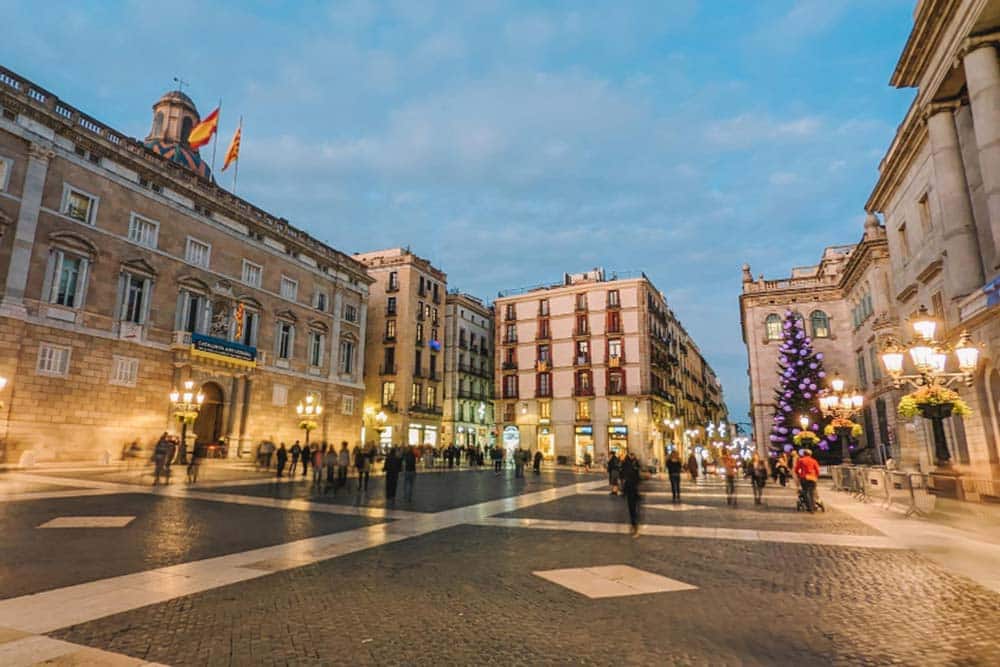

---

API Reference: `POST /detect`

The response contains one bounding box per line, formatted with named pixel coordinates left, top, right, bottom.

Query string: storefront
left=502, top=425, right=521, bottom=455
left=407, top=423, right=439, bottom=448
left=574, top=425, right=594, bottom=465
left=608, top=425, right=628, bottom=457
left=537, top=426, right=554, bottom=460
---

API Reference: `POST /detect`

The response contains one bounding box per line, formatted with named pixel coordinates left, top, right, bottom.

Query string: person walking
left=776, top=453, right=790, bottom=487
left=582, top=450, right=592, bottom=472
left=607, top=451, right=621, bottom=495
left=686, top=451, right=699, bottom=482
left=620, top=451, right=642, bottom=537
left=795, top=448, right=821, bottom=513
left=289, top=440, right=301, bottom=476
left=312, top=444, right=325, bottom=487
left=666, top=449, right=683, bottom=503
left=533, top=449, right=543, bottom=475
left=186, top=445, right=202, bottom=484
left=324, top=445, right=337, bottom=493
left=336, top=441, right=350, bottom=493
left=301, top=443, right=311, bottom=478
left=384, top=445, right=402, bottom=502
left=275, top=443, right=288, bottom=478
left=492, top=446, right=503, bottom=475
left=750, top=453, right=768, bottom=505
left=402, top=445, right=418, bottom=502
left=152, top=433, right=171, bottom=485
left=721, top=449, right=738, bottom=507
left=514, top=448, right=525, bottom=478
left=354, top=444, right=369, bottom=493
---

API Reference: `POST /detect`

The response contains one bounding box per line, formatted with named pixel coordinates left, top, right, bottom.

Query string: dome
left=154, top=89, right=197, bottom=114
left=143, top=139, right=213, bottom=180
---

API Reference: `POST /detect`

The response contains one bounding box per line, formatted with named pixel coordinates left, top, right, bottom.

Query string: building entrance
left=608, top=425, right=628, bottom=458
left=574, top=425, right=594, bottom=466
left=537, top=428, right=554, bottom=460
left=193, top=382, right=224, bottom=446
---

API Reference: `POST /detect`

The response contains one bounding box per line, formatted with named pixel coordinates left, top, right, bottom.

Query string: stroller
left=796, top=486, right=826, bottom=512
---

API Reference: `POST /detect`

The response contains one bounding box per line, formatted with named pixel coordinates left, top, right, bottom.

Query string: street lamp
left=817, top=373, right=864, bottom=464
left=295, top=394, right=323, bottom=447
left=879, top=305, right=980, bottom=468
left=169, top=380, right=204, bottom=464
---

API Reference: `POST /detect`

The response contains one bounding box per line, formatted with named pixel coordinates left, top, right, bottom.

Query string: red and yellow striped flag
left=187, top=107, right=219, bottom=149
left=222, top=123, right=241, bottom=172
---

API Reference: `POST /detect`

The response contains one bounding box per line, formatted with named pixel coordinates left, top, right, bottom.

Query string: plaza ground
left=1, top=460, right=999, bottom=665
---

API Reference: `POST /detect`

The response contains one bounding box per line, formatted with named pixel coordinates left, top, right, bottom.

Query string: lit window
left=576, top=400, right=590, bottom=420
left=810, top=310, right=830, bottom=338
left=36, top=342, right=70, bottom=377
left=765, top=314, right=782, bottom=341
left=382, top=381, right=395, bottom=404
left=610, top=399, right=623, bottom=417
left=62, top=185, right=97, bottom=225
left=110, top=356, right=139, bottom=387
left=276, top=322, right=294, bottom=360
left=185, top=237, right=211, bottom=267
left=241, top=260, right=262, bottom=287
left=127, top=213, right=159, bottom=249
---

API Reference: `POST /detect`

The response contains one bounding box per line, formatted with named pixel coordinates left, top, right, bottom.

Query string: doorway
left=193, top=381, right=225, bottom=445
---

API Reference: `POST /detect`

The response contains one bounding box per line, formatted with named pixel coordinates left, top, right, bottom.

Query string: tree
left=768, top=310, right=836, bottom=462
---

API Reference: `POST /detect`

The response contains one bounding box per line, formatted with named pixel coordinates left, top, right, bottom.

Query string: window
left=505, top=323, right=516, bottom=343
left=62, top=185, right=97, bottom=225
left=897, top=222, right=910, bottom=260
left=184, top=237, right=210, bottom=267
left=385, top=319, right=397, bottom=340
left=388, top=271, right=399, bottom=291
left=608, top=338, right=622, bottom=360
left=238, top=308, right=258, bottom=347
left=537, top=344, right=550, bottom=363
left=539, top=299, right=549, bottom=316
left=276, top=321, right=294, bottom=360
left=856, top=351, right=868, bottom=389
left=110, top=356, right=139, bottom=387
left=576, top=314, right=588, bottom=335
left=504, top=402, right=516, bottom=422
left=426, top=385, right=436, bottom=407
left=610, top=399, right=623, bottom=418
left=503, top=346, right=516, bottom=367
left=576, top=293, right=587, bottom=310
left=343, top=303, right=358, bottom=322
left=382, top=381, right=395, bottom=404
left=181, top=117, right=193, bottom=142
left=918, top=193, right=932, bottom=234
left=505, top=303, right=516, bottom=320
left=272, top=384, right=288, bottom=406
left=340, top=339, right=355, bottom=374
left=606, top=310, right=621, bottom=333
left=36, top=342, right=70, bottom=377
left=177, top=290, right=205, bottom=333
left=607, top=290, right=620, bottom=307
left=241, top=260, right=262, bottom=287
left=432, top=282, right=440, bottom=303
left=608, top=369, right=625, bottom=394
left=537, top=372, right=552, bottom=397
left=810, top=310, right=830, bottom=338
left=314, top=291, right=328, bottom=312
left=383, top=347, right=395, bottom=373
left=418, top=275, right=426, bottom=295
left=280, top=276, right=298, bottom=301
left=765, top=314, right=782, bottom=341
left=46, top=250, right=87, bottom=308
left=387, top=297, right=397, bottom=315
left=429, top=354, right=437, bottom=377
left=120, top=274, right=148, bottom=324
left=127, top=213, right=158, bottom=249
left=576, top=400, right=591, bottom=420
left=416, top=322, right=424, bottom=343
left=411, top=383, right=422, bottom=405
left=576, top=340, right=590, bottom=364
left=538, top=318, right=550, bottom=339
left=308, top=331, right=324, bottom=367
left=576, top=369, right=592, bottom=394
left=539, top=400, right=551, bottom=420
left=342, top=395, right=355, bottom=415
left=869, top=345, right=882, bottom=382
left=0, top=155, right=12, bottom=191
left=414, top=350, right=423, bottom=376
left=503, top=374, right=518, bottom=398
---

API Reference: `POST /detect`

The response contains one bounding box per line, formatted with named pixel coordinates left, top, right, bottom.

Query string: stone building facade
left=355, top=248, right=446, bottom=449
left=0, top=66, right=371, bottom=463
left=494, top=268, right=726, bottom=468
left=441, top=291, right=494, bottom=450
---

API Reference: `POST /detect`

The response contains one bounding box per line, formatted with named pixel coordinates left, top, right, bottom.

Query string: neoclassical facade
left=0, top=66, right=371, bottom=462
left=441, top=291, right=495, bottom=449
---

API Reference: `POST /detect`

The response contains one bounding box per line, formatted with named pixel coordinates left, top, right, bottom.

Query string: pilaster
left=1, top=142, right=52, bottom=317
left=962, top=42, right=1000, bottom=270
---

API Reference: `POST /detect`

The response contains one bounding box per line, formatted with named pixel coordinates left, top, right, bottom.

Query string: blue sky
left=3, top=0, right=917, bottom=424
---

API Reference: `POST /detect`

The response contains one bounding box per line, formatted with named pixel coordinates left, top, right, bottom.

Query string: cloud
left=705, top=114, right=823, bottom=148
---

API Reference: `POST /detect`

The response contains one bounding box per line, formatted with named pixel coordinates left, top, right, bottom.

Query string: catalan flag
left=187, top=106, right=219, bottom=149
left=222, top=121, right=241, bottom=172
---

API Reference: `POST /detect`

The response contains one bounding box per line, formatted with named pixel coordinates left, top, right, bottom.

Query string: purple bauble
left=818, top=442, right=829, bottom=451
left=803, top=392, right=812, bottom=398
left=810, top=363, right=818, bottom=369
left=816, top=352, right=824, bottom=360
left=809, top=384, right=817, bottom=391
left=818, top=371, right=826, bottom=378
left=784, top=445, right=793, bottom=452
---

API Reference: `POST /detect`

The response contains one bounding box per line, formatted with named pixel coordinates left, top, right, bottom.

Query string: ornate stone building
left=494, top=268, right=726, bottom=468
left=441, top=291, right=494, bottom=450
left=0, top=66, right=371, bottom=463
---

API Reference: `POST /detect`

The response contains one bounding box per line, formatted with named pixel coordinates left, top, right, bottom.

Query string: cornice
left=891, top=0, right=962, bottom=88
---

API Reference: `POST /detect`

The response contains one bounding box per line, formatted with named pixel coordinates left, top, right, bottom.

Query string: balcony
left=379, top=364, right=397, bottom=375
left=501, top=361, right=518, bottom=371
left=415, top=337, right=425, bottom=346
left=574, top=386, right=594, bottom=397
left=607, top=299, right=620, bottom=309
left=386, top=282, right=399, bottom=293
left=575, top=302, right=587, bottom=312
left=608, top=355, right=621, bottom=368
left=536, top=360, right=550, bottom=372
left=386, top=306, right=397, bottom=316
left=503, top=335, right=518, bottom=344
left=459, top=339, right=468, bottom=349
left=606, top=384, right=625, bottom=396
left=410, top=403, right=443, bottom=415
left=536, top=329, right=551, bottom=341
left=575, top=355, right=590, bottom=366
left=574, top=328, right=589, bottom=337
left=606, top=324, right=623, bottom=334
left=417, top=311, right=425, bottom=321
left=536, top=387, right=552, bottom=398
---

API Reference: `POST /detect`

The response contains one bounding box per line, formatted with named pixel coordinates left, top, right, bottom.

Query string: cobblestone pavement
left=1, top=469, right=998, bottom=665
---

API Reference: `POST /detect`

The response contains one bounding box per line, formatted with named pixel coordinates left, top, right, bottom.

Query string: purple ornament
left=810, top=363, right=818, bottom=369
left=803, top=392, right=812, bottom=398
left=816, top=352, right=824, bottom=360
left=784, top=445, right=793, bottom=452
left=809, top=384, right=817, bottom=390
left=818, top=371, right=827, bottom=378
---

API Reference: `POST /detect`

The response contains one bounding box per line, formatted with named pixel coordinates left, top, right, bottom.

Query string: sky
left=2, top=0, right=918, bottom=425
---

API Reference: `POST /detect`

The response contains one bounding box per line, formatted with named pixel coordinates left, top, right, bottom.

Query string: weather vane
left=173, top=76, right=189, bottom=93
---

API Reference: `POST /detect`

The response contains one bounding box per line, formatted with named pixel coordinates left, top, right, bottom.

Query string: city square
left=3, top=0, right=1000, bottom=664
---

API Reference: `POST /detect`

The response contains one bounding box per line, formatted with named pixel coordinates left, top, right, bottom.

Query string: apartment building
left=441, top=291, right=494, bottom=450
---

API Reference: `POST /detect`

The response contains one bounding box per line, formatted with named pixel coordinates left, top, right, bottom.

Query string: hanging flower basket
left=897, top=385, right=971, bottom=419
left=174, top=410, right=198, bottom=425
left=298, top=419, right=319, bottom=431
left=823, top=418, right=862, bottom=439
left=792, top=431, right=820, bottom=447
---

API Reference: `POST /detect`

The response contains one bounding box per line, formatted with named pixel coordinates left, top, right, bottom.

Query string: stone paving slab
left=197, top=469, right=597, bottom=513
left=52, top=524, right=1000, bottom=666
left=0, top=493, right=383, bottom=599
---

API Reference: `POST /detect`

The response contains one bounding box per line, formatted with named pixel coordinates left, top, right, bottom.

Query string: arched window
left=151, top=112, right=164, bottom=137
left=181, top=116, right=194, bottom=143
left=810, top=310, right=830, bottom=338
left=765, top=314, right=782, bottom=341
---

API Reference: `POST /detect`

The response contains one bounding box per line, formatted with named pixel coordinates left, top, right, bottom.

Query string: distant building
left=442, top=291, right=494, bottom=450
left=355, top=248, right=446, bottom=449
left=0, top=66, right=371, bottom=463
left=494, top=268, right=726, bottom=468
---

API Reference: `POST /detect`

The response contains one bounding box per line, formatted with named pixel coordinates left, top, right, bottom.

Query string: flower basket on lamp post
left=295, top=395, right=323, bottom=447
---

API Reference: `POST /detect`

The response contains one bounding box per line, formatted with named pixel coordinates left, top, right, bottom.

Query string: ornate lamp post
left=296, top=394, right=323, bottom=447
left=663, top=417, right=681, bottom=454
left=879, top=305, right=979, bottom=468
left=169, top=380, right=204, bottom=464
left=817, top=374, right=863, bottom=464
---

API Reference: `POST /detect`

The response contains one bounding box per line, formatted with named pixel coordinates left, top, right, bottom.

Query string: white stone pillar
left=926, top=106, right=985, bottom=295
left=963, top=42, right=1000, bottom=270
left=328, top=289, right=344, bottom=381
left=2, top=143, right=52, bottom=316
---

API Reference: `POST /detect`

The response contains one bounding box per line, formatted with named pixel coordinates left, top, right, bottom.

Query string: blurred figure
left=620, top=451, right=642, bottom=537
left=276, top=443, right=288, bottom=478
left=750, top=453, right=768, bottom=505
left=666, top=450, right=683, bottom=502
left=289, top=440, right=301, bottom=475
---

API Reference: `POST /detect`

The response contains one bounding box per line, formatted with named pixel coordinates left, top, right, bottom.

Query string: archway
left=193, top=382, right=225, bottom=448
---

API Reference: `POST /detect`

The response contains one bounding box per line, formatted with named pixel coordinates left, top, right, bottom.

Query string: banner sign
left=191, top=333, right=257, bottom=368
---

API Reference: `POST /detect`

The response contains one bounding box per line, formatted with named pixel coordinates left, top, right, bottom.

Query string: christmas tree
left=768, top=310, right=835, bottom=461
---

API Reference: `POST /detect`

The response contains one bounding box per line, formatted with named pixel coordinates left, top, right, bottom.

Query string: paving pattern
left=0, top=467, right=998, bottom=665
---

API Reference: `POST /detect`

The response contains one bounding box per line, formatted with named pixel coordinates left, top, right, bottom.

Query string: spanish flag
left=187, top=106, right=219, bottom=149
left=222, top=121, right=241, bottom=172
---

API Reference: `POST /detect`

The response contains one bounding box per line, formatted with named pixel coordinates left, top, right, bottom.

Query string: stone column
left=238, top=376, right=253, bottom=456
left=226, top=374, right=243, bottom=457
left=1, top=143, right=52, bottom=316
left=963, top=42, right=1000, bottom=270
left=328, top=289, right=343, bottom=380
left=926, top=105, right=985, bottom=295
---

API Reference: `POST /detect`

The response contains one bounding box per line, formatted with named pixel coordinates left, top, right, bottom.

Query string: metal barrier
left=832, top=465, right=936, bottom=518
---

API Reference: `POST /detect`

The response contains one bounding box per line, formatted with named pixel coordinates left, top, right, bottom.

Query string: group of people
left=151, top=432, right=201, bottom=485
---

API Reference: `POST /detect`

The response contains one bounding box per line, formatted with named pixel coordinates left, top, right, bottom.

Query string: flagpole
left=210, top=97, right=222, bottom=173
left=232, top=116, right=243, bottom=194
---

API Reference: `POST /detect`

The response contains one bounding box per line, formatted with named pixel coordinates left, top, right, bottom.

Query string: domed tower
left=143, top=90, right=213, bottom=180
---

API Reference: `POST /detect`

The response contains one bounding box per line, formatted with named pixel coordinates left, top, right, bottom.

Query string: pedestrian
left=402, top=445, right=418, bottom=502
left=312, top=444, right=325, bottom=487
left=514, top=448, right=526, bottom=478
left=152, top=432, right=170, bottom=485
left=423, top=446, right=434, bottom=470
left=775, top=453, right=790, bottom=486
left=789, top=449, right=801, bottom=490
left=263, top=440, right=275, bottom=470
left=795, top=448, right=821, bottom=513
left=324, top=445, right=337, bottom=492
left=301, top=442, right=311, bottom=478
left=384, top=445, right=402, bottom=502
left=620, top=451, right=642, bottom=537
left=750, top=453, right=768, bottom=505
left=276, top=442, right=288, bottom=478
left=355, top=444, right=370, bottom=492
left=186, top=444, right=202, bottom=483
left=686, top=452, right=699, bottom=482
left=336, top=441, right=350, bottom=493
left=721, top=449, right=738, bottom=507
left=607, top=451, right=621, bottom=495
left=533, top=449, right=543, bottom=475
left=583, top=450, right=592, bottom=472
left=666, top=449, right=683, bottom=502
left=492, top=445, right=503, bottom=474
left=289, top=440, right=301, bottom=476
